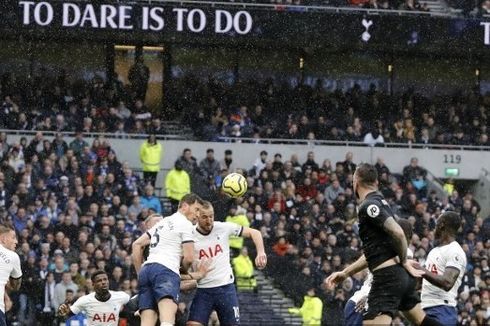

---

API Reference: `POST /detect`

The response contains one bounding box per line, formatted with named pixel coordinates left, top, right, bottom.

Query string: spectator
left=199, top=148, right=221, bottom=183
left=128, top=56, right=150, bottom=101
left=140, top=184, right=162, bottom=214
left=139, top=134, right=162, bottom=187
left=325, top=179, right=345, bottom=204
left=233, top=247, right=257, bottom=291
left=288, top=287, right=323, bottom=325
left=52, top=272, right=78, bottom=309
left=165, top=161, right=190, bottom=212
left=252, top=151, right=268, bottom=177
left=220, top=149, right=237, bottom=173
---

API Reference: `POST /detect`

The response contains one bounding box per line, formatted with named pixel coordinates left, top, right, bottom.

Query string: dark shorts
left=138, top=263, right=181, bottom=311
left=424, top=305, right=457, bottom=326
left=364, top=264, right=420, bottom=320
left=188, top=283, right=240, bottom=326
left=344, top=300, right=363, bottom=326
left=0, top=310, right=5, bottom=326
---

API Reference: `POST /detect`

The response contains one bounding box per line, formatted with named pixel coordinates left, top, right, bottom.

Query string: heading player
left=0, top=226, right=22, bottom=326
left=408, top=211, right=466, bottom=326
left=132, top=193, right=202, bottom=326
left=58, top=270, right=130, bottom=325
left=343, top=218, right=415, bottom=326
left=187, top=201, right=267, bottom=326
left=326, top=163, right=440, bottom=326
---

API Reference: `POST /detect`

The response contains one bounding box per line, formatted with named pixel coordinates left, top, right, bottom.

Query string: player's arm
left=7, top=277, right=22, bottom=291
left=241, top=227, right=267, bottom=269
left=181, top=241, right=194, bottom=274
left=420, top=266, right=460, bottom=291
left=132, top=233, right=151, bottom=274
left=57, top=303, right=75, bottom=318
left=325, top=254, right=367, bottom=288
left=383, top=216, right=408, bottom=264
left=8, top=253, right=22, bottom=291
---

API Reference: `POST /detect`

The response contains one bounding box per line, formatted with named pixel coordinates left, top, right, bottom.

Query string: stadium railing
left=2, top=129, right=489, bottom=152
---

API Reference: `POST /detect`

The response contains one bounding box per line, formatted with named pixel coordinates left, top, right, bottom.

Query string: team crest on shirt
left=367, top=204, right=380, bottom=218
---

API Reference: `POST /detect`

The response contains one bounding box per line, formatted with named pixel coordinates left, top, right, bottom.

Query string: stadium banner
left=1, top=1, right=490, bottom=53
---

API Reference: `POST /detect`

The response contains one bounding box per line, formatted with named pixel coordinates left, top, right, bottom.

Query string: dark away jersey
left=358, top=191, right=398, bottom=270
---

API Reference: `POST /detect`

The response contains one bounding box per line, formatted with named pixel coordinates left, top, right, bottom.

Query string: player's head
left=197, top=201, right=214, bottom=233
left=91, top=270, right=110, bottom=294
left=0, top=225, right=18, bottom=251
left=353, top=163, right=378, bottom=197
left=179, top=193, right=203, bottom=223
left=397, top=218, right=413, bottom=243
left=145, top=213, right=164, bottom=230
left=435, top=211, right=462, bottom=240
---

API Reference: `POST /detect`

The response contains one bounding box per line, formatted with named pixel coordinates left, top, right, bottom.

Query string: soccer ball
left=221, top=173, right=247, bottom=198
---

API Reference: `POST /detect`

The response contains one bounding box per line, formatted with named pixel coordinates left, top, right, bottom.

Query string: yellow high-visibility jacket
left=165, top=169, right=190, bottom=201
left=225, top=214, right=250, bottom=250
left=288, top=295, right=323, bottom=326
left=140, top=141, right=162, bottom=172
left=232, top=254, right=256, bottom=290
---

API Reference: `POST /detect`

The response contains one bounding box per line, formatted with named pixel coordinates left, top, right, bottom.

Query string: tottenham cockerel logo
left=361, top=18, right=373, bottom=43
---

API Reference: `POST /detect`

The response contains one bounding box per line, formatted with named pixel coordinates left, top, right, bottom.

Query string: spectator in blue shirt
left=140, top=184, right=162, bottom=214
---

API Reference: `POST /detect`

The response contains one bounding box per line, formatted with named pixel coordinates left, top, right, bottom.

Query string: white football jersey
left=422, top=241, right=466, bottom=308
left=193, top=222, right=243, bottom=288
left=70, top=291, right=130, bottom=326
left=145, top=211, right=194, bottom=275
left=0, top=244, right=22, bottom=313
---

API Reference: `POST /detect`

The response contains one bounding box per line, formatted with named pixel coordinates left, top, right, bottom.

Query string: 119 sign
left=443, top=154, right=461, bottom=164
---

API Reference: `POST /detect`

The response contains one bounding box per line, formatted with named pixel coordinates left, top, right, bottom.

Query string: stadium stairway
left=237, top=272, right=302, bottom=326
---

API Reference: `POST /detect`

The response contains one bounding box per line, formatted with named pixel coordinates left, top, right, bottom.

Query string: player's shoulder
left=110, top=291, right=130, bottom=303
left=447, top=241, right=466, bottom=256
left=359, top=199, right=383, bottom=218
left=76, top=292, right=94, bottom=304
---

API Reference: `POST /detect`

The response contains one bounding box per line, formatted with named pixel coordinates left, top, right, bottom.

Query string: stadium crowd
left=0, top=124, right=487, bottom=325
left=1, top=72, right=489, bottom=148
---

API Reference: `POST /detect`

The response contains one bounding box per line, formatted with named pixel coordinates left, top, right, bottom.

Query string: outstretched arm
left=242, top=227, right=267, bottom=269
left=132, top=233, right=151, bottom=274
left=325, top=254, right=367, bottom=289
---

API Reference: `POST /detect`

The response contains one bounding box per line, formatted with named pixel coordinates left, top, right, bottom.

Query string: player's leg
left=157, top=298, right=178, bottom=325
left=399, top=271, right=443, bottom=326
left=214, top=284, right=240, bottom=326
left=138, top=264, right=159, bottom=326
left=363, top=315, right=392, bottom=325
left=402, top=304, right=443, bottom=326
left=344, top=300, right=363, bottom=326
left=187, top=288, right=215, bottom=326
left=153, top=265, right=182, bottom=325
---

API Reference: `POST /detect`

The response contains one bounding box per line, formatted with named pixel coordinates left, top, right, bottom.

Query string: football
left=221, top=173, right=248, bottom=198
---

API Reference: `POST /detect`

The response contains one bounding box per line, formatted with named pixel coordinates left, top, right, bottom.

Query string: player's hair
left=0, top=225, right=14, bottom=235
left=355, top=163, right=378, bottom=186
left=201, top=201, right=212, bottom=210
left=144, top=213, right=163, bottom=224
left=440, top=211, right=462, bottom=234
left=91, top=270, right=108, bottom=282
left=397, top=218, right=413, bottom=243
left=178, top=193, right=204, bottom=209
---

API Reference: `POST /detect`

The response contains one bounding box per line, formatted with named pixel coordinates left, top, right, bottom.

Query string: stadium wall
left=6, top=134, right=487, bottom=182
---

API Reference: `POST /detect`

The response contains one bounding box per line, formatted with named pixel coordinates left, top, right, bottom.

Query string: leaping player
left=408, top=211, right=467, bottom=326
left=186, top=201, right=267, bottom=326
left=58, top=270, right=130, bottom=325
